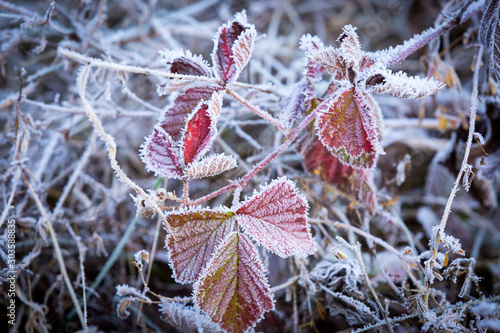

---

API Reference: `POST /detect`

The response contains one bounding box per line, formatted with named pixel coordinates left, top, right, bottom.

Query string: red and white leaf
left=212, top=11, right=255, bottom=85
left=315, top=86, right=382, bottom=169
left=311, top=46, right=344, bottom=78
left=366, top=69, right=445, bottom=99
left=185, top=153, right=237, bottom=179
left=236, top=177, right=316, bottom=258
left=140, top=128, right=183, bottom=179
left=157, top=49, right=212, bottom=95
left=159, top=86, right=218, bottom=140
left=166, top=207, right=234, bottom=284
left=194, top=232, right=274, bottom=333
left=181, top=92, right=222, bottom=165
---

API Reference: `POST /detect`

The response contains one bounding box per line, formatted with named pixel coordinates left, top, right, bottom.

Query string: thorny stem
left=424, top=45, right=483, bottom=302
left=187, top=107, right=319, bottom=205
left=226, top=88, right=287, bottom=132
left=21, top=172, right=87, bottom=331
left=76, top=65, right=173, bottom=235
left=381, top=0, right=483, bottom=67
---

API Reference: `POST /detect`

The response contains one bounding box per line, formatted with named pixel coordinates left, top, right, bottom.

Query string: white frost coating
left=186, top=153, right=237, bottom=179
left=159, top=299, right=222, bottom=333
left=366, top=69, right=445, bottom=99
left=299, top=33, right=325, bottom=54
left=235, top=177, right=317, bottom=258
left=311, top=46, right=343, bottom=75
left=140, top=127, right=183, bottom=178
left=338, top=25, right=362, bottom=69
left=232, top=24, right=257, bottom=72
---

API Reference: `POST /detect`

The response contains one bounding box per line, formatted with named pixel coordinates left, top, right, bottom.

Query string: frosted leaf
left=440, top=233, right=464, bottom=256
left=140, top=127, right=183, bottom=179
left=299, top=34, right=326, bottom=83
left=366, top=69, right=445, bottom=99
left=311, top=46, right=345, bottom=80
left=479, top=0, right=500, bottom=82
left=159, top=298, right=222, bottom=333
left=211, top=11, right=256, bottom=85
left=165, top=207, right=234, bottom=284
left=462, top=164, right=474, bottom=192
left=194, top=232, right=274, bottom=333
left=338, top=25, right=362, bottom=70
left=299, top=134, right=377, bottom=211
left=159, top=86, right=219, bottom=140
left=185, top=153, right=237, bottom=179
left=180, top=92, right=222, bottom=166
left=314, top=86, right=382, bottom=169
left=157, top=49, right=212, bottom=95
left=236, top=177, right=316, bottom=258
left=280, top=78, right=308, bottom=129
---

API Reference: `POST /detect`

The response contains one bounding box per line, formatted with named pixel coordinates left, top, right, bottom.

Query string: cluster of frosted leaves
left=300, top=25, right=444, bottom=169
left=165, top=178, right=316, bottom=332
left=141, top=91, right=236, bottom=179
left=142, top=11, right=257, bottom=180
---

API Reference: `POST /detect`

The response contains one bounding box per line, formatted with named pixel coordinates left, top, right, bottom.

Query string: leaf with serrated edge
left=212, top=11, right=255, bottom=85
left=366, top=69, right=445, bottom=99
left=236, top=177, right=316, bottom=258
left=166, top=207, right=234, bottom=284
left=315, top=86, right=382, bottom=169
left=194, top=232, right=274, bottom=333
left=160, top=86, right=219, bottom=140
left=157, top=49, right=212, bottom=95
left=140, top=127, right=183, bottom=179
left=181, top=92, right=222, bottom=166
left=186, top=153, right=237, bottom=179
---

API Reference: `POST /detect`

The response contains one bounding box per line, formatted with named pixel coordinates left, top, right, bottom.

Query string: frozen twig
left=76, top=65, right=172, bottom=235
left=21, top=172, right=86, bottom=330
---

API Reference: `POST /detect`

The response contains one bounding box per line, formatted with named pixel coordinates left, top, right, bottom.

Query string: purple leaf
left=140, top=128, right=183, bottom=179
left=166, top=207, right=234, bottom=284
left=194, top=232, right=274, bottom=333
left=212, top=11, right=256, bottom=85
left=159, top=86, right=218, bottom=141
left=236, top=177, right=316, bottom=258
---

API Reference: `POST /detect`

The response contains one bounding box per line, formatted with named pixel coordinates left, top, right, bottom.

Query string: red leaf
left=300, top=134, right=378, bottom=211
left=140, top=128, right=183, bottom=179
left=315, top=86, right=382, bottom=169
left=157, top=50, right=212, bottom=95
left=236, top=178, right=316, bottom=258
left=194, top=232, right=274, bottom=333
left=159, top=86, right=218, bottom=140
left=212, top=12, right=256, bottom=85
left=181, top=92, right=222, bottom=165
left=166, top=208, right=234, bottom=284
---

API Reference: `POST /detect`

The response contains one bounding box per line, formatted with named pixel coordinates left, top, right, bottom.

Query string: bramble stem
left=187, top=108, right=319, bottom=205
left=226, top=88, right=287, bottom=132
left=381, top=0, right=483, bottom=67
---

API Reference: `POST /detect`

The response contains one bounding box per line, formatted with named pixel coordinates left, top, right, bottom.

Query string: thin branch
left=21, top=171, right=86, bottom=330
